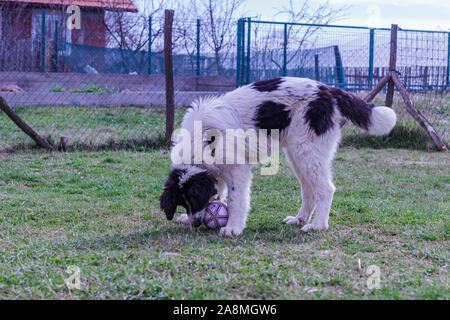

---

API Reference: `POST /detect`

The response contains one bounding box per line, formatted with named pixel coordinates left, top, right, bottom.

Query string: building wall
left=71, top=9, right=106, bottom=47
left=1, top=8, right=32, bottom=39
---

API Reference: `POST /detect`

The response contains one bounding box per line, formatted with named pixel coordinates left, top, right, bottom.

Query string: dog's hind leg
left=300, top=164, right=335, bottom=232
left=283, top=141, right=337, bottom=232
left=299, top=151, right=336, bottom=232
left=283, top=148, right=315, bottom=226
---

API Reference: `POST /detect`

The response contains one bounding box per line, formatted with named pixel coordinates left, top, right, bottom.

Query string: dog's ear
left=159, top=169, right=182, bottom=220
left=159, top=187, right=177, bottom=220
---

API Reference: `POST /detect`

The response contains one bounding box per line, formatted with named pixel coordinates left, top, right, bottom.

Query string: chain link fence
left=393, top=28, right=449, bottom=145
left=236, top=19, right=448, bottom=146
left=0, top=2, right=235, bottom=152
left=0, top=2, right=448, bottom=152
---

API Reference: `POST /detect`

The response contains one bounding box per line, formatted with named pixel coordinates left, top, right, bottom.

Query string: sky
left=242, top=0, right=450, bottom=31
left=135, top=0, right=450, bottom=31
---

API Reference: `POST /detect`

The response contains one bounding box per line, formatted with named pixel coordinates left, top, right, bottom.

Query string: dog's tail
left=330, top=86, right=397, bottom=135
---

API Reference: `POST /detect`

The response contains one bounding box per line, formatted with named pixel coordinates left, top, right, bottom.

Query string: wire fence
left=0, top=3, right=448, bottom=152
left=236, top=19, right=448, bottom=145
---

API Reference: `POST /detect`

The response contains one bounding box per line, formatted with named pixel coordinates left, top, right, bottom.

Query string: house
left=0, top=0, right=137, bottom=71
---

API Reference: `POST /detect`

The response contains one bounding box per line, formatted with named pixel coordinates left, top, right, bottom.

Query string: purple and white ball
left=203, top=201, right=228, bottom=230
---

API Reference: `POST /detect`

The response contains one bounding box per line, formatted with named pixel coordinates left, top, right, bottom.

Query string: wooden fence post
left=386, top=24, right=398, bottom=107
left=0, top=96, right=54, bottom=151
left=164, top=9, right=175, bottom=146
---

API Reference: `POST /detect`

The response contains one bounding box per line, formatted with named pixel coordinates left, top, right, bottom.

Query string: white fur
left=169, top=77, right=395, bottom=236
left=368, top=106, right=397, bottom=135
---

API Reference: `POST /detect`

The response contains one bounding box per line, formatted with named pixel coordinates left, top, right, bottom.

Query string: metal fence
left=235, top=19, right=448, bottom=144
left=0, top=4, right=448, bottom=152
left=0, top=6, right=236, bottom=152
left=236, top=19, right=450, bottom=91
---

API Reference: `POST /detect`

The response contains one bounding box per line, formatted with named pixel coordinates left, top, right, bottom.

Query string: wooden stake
left=0, top=96, right=54, bottom=151
left=386, top=24, right=398, bottom=107
left=364, top=72, right=392, bottom=103
left=391, top=72, right=447, bottom=151
left=164, top=9, right=175, bottom=146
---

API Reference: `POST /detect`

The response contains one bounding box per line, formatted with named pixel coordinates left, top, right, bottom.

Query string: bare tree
left=172, top=0, right=199, bottom=74
left=277, top=0, right=348, bottom=26
left=103, top=0, right=165, bottom=51
left=193, top=0, right=245, bottom=75
left=252, top=0, right=349, bottom=76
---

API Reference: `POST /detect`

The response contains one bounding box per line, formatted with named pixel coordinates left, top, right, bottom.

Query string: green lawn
left=0, top=107, right=186, bottom=152
left=0, top=147, right=448, bottom=299
left=0, top=90, right=447, bottom=153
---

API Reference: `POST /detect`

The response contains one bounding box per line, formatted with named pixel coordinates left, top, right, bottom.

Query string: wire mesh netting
left=0, top=2, right=448, bottom=152
left=237, top=20, right=392, bottom=90
left=0, top=4, right=235, bottom=152
left=391, top=28, right=449, bottom=144
left=237, top=20, right=448, bottom=146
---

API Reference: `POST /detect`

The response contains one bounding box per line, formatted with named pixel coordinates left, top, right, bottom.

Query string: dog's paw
left=283, top=216, right=301, bottom=225
left=176, top=214, right=190, bottom=225
left=300, top=223, right=328, bottom=232
left=219, top=226, right=243, bottom=237
left=283, top=216, right=307, bottom=225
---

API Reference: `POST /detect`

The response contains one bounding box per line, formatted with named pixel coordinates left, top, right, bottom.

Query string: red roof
left=1, top=0, right=138, bottom=12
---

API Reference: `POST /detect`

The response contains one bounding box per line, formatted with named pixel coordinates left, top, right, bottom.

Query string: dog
left=159, top=77, right=396, bottom=236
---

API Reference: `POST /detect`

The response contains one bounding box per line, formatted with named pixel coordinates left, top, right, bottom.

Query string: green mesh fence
left=58, top=41, right=236, bottom=76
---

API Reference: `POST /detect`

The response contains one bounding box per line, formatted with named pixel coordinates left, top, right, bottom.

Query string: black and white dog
left=159, top=77, right=396, bottom=236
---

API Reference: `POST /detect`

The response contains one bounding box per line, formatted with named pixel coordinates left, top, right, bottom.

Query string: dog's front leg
left=219, top=166, right=252, bottom=237
left=176, top=214, right=190, bottom=224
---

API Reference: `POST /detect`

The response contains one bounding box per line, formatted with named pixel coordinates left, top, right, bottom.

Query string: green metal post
left=246, top=17, right=251, bottom=84
left=241, top=19, right=246, bottom=84
left=283, top=23, right=287, bottom=76
left=314, top=54, right=319, bottom=81
left=41, top=11, right=46, bottom=72
left=196, top=19, right=201, bottom=76
left=447, top=32, right=450, bottom=87
left=368, top=28, right=375, bottom=90
left=55, top=20, right=59, bottom=72
left=236, top=19, right=243, bottom=87
left=148, top=16, right=152, bottom=74
left=334, top=45, right=345, bottom=89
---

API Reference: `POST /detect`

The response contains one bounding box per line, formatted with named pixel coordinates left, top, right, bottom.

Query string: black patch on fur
left=254, top=101, right=291, bottom=134
left=251, top=78, right=284, bottom=92
left=159, top=167, right=217, bottom=220
left=304, top=85, right=335, bottom=135
left=328, top=86, right=373, bottom=130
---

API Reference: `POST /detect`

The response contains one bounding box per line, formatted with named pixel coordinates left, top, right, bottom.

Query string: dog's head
left=159, top=165, right=217, bottom=227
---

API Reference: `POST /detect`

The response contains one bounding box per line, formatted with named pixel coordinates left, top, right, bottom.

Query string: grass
left=0, top=147, right=448, bottom=299
left=0, top=107, right=186, bottom=152
left=51, top=85, right=117, bottom=94
left=0, top=91, right=447, bottom=153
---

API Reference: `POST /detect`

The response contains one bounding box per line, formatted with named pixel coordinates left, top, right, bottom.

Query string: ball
left=203, top=201, right=228, bottom=230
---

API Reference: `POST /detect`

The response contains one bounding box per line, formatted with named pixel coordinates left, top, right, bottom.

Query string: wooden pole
left=0, top=96, right=54, bottom=151
left=391, top=73, right=447, bottom=151
left=164, top=9, right=175, bottom=146
left=386, top=24, right=398, bottom=107
left=364, top=72, right=392, bottom=103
